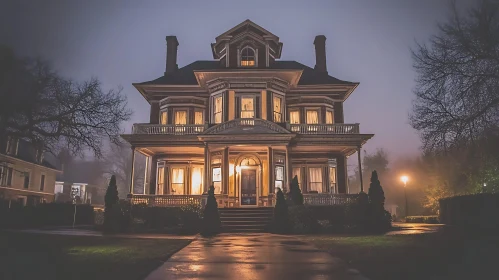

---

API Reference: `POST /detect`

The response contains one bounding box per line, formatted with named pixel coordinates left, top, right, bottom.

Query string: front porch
left=128, top=193, right=360, bottom=208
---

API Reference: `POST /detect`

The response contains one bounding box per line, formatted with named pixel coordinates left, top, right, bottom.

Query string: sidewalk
left=145, top=233, right=368, bottom=280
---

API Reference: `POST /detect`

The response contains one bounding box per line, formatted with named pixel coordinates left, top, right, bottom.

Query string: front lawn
left=304, top=229, right=499, bottom=280
left=0, top=232, right=191, bottom=280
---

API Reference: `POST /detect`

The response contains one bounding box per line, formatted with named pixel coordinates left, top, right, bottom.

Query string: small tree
left=367, top=171, right=391, bottom=231
left=104, top=175, right=119, bottom=231
left=288, top=175, right=303, bottom=205
left=201, top=185, right=221, bottom=236
left=272, top=188, right=290, bottom=233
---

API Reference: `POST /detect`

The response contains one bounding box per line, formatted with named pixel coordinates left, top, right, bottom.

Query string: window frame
left=289, top=109, right=300, bottom=124
left=23, top=170, right=30, bottom=189
left=305, top=108, right=321, bottom=124
left=157, top=163, right=165, bottom=195
left=194, top=109, right=204, bottom=125
left=212, top=94, right=224, bottom=124
left=274, top=165, right=285, bottom=192
left=326, top=109, right=334, bottom=124
left=190, top=165, right=204, bottom=195
left=240, top=95, right=256, bottom=119
left=160, top=110, right=168, bottom=125
left=40, top=173, right=46, bottom=191
left=272, top=95, right=283, bottom=122
left=239, top=46, right=257, bottom=67
left=173, top=109, right=188, bottom=125
left=170, top=166, right=186, bottom=195
left=307, top=166, right=323, bottom=193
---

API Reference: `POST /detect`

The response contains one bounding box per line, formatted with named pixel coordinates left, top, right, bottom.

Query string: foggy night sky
left=0, top=0, right=474, bottom=161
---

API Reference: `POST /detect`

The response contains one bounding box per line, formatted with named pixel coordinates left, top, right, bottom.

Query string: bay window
left=241, top=97, right=255, bottom=118
left=171, top=168, right=185, bottom=194
left=326, top=110, right=334, bottom=124
left=289, top=110, right=300, bottom=124
left=174, top=110, right=187, bottom=125
left=160, top=111, right=167, bottom=125
left=213, top=95, right=223, bottom=124
left=273, top=96, right=282, bottom=122
left=194, top=110, right=204, bottom=125
left=306, top=109, right=319, bottom=124
left=308, top=167, right=323, bottom=193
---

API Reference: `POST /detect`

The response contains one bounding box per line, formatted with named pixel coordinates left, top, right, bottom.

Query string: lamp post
left=483, top=182, right=487, bottom=193
left=401, top=176, right=409, bottom=218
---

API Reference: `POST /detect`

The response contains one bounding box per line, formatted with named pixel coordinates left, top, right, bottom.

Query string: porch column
left=203, top=144, right=210, bottom=193
left=222, top=147, right=229, bottom=195
left=285, top=145, right=291, bottom=191
left=267, top=147, right=274, bottom=193
left=149, top=155, right=158, bottom=194
left=143, top=155, right=149, bottom=194
left=357, top=146, right=364, bottom=193
left=129, top=146, right=136, bottom=195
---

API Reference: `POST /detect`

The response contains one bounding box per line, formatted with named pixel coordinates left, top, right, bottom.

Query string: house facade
left=122, top=20, right=373, bottom=208
left=0, top=137, right=60, bottom=206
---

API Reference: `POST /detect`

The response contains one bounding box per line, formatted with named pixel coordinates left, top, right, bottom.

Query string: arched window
left=240, top=47, right=256, bottom=67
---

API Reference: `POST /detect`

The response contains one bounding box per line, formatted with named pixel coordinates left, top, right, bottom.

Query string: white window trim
left=169, top=165, right=187, bottom=195
left=240, top=95, right=256, bottom=119
left=212, top=94, right=224, bottom=124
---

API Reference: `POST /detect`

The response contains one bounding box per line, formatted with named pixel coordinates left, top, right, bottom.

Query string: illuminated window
left=241, top=97, right=255, bottom=118
left=308, top=167, right=322, bottom=193
left=329, top=167, right=337, bottom=193
left=171, top=168, right=185, bottom=195
left=273, top=96, right=282, bottom=122
left=292, top=167, right=301, bottom=187
left=214, top=95, right=223, bottom=124
left=240, top=47, right=255, bottom=67
left=174, top=110, right=187, bottom=125
left=326, top=110, right=334, bottom=124
left=157, top=167, right=165, bottom=194
left=212, top=167, right=222, bottom=194
left=194, top=111, right=203, bottom=125
left=191, top=166, right=203, bottom=195
left=306, top=110, right=319, bottom=124
left=160, top=111, right=167, bottom=125
left=275, top=165, right=284, bottom=191
left=290, top=110, right=300, bottom=124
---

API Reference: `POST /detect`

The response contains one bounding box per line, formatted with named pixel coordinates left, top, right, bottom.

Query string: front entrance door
left=241, top=169, right=257, bottom=206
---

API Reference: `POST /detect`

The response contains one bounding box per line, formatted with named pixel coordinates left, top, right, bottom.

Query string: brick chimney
left=313, top=35, right=327, bottom=74
left=165, top=36, right=179, bottom=75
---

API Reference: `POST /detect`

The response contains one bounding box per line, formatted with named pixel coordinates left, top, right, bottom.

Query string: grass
left=0, top=232, right=191, bottom=280
left=303, top=228, right=499, bottom=280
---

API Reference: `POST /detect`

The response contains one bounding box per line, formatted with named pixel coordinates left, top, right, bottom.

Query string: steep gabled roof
left=135, top=60, right=356, bottom=86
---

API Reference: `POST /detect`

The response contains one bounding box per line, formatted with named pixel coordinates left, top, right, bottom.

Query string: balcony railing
left=289, top=123, right=359, bottom=134
left=132, top=124, right=207, bottom=135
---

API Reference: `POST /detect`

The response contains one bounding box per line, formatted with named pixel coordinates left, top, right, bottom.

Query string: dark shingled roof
left=136, top=61, right=356, bottom=86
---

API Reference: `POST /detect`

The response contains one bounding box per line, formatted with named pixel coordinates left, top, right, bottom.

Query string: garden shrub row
left=439, top=193, right=499, bottom=229
left=405, top=215, right=440, bottom=224
left=0, top=200, right=94, bottom=229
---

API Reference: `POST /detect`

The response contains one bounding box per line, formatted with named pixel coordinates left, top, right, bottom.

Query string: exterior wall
left=0, top=154, right=58, bottom=203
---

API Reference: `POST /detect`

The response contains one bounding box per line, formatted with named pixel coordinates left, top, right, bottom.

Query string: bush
left=288, top=205, right=321, bottom=234
left=129, top=204, right=202, bottom=234
left=406, top=215, right=440, bottom=224
left=0, top=201, right=94, bottom=229
left=287, top=175, right=303, bottom=205
left=104, top=175, right=120, bottom=232
left=104, top=200, right=132, bottom=233
left=367, top=171, right=392, bottom=232
left=201, top=186, right=221, bottom=236
left=272, top=188, right=290, bottom=233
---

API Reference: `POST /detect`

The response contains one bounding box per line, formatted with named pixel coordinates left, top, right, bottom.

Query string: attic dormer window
left=240, top=46, right=256, bottom=67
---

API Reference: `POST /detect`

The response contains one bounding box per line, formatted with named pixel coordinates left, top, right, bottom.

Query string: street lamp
left=401, top=176, right=409, bottom=218
left=483, top=182, right=487, bottom=193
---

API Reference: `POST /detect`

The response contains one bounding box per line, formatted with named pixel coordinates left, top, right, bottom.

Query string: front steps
left=219, top=207, right=273, bottom=233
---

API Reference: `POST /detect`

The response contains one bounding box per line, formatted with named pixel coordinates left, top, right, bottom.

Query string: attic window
left=240, top=47, right=256, bottom=67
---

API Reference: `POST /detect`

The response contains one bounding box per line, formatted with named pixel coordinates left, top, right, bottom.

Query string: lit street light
left=401, top=176, right=409, bottom=219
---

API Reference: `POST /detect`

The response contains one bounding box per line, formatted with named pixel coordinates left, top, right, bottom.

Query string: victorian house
left=122, top=20, right=373, bottom=208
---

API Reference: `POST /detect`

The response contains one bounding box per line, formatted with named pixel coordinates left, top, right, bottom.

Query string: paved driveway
left=145, top=233, right=367, bottom=280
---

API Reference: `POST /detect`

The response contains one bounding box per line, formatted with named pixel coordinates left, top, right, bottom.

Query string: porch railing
left=132, top=124, right=207, bottom=135
left=303, top=193, right=359, bottom=205
left=130, top=194, right=236, bottom=208
left=288, top=123, right=359, bottom=134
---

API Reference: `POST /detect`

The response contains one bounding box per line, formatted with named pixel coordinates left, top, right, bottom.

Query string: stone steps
left=219, top=207, right=273, bottom=232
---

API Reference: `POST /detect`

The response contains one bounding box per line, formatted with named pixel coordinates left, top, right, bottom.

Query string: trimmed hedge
left=406, top=215, right=440, bottom=224
left=130, top=203, right=202, bottom=234
left=439, top=193, right=499, bottom=229
left=0, top=201, right=94, bottom=229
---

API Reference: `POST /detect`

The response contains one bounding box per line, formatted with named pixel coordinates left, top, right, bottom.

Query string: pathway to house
left=145, top=233, right=368, bottom=280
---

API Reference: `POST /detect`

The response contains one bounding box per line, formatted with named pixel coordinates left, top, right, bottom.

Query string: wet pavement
left=387, top=222, right=444, bottom=235
left=145, top=233, right=368, bottom=280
